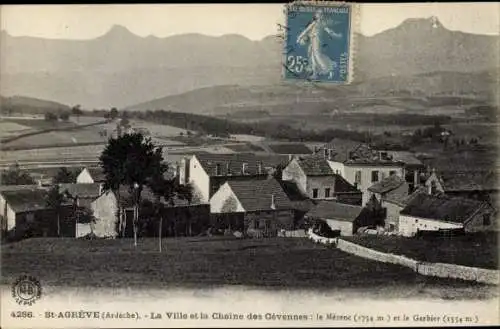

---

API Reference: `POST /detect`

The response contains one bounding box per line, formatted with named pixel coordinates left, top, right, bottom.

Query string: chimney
left=37, top=179, right=43, bottom=188
left=270, top=194, right=276, bottom=210
left=98, top=183, right=103, bottom=195
left=242, top=162, right=248, bottom=175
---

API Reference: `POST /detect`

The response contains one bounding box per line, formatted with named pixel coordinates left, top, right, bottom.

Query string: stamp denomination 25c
left=283, top=1, right=353, bottom=83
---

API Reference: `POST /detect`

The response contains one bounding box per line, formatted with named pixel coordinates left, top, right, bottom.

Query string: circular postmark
left=11, top=275, right=42, bottom=306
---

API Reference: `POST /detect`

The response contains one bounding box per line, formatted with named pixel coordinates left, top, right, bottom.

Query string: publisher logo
left=11, top=275, right=42, bottom=306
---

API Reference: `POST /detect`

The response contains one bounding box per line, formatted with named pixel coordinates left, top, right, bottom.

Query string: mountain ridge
left=1, top=17, right=498, bottom=108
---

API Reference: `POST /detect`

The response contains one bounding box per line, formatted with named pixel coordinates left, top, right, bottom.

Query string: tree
left=1, top=163, right=35, bottom=185
left=109, top=107, right=119, bottom=120
left=71, top=105, right=83, bottom=122
left=46, top=185, right=65, bottom=237
left=53, top=167, right=78, bottom=184
left=44, top=112, right=58, bottom=122
left=59, top=112, right=70, bottom=121
left=99, top=132, right=167, bottom=246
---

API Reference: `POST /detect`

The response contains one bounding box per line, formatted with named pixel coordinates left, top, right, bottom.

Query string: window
left=325, top=188, right=331, bottom=198
left=371, top=170, right=379, bottom=182
left=389, top=170, right=396, bottom=176
left=355, top=171, right=362, bottom=185
left=483, top=214, right=491, bottom=226
left=312, top=188, right=319, bottom=199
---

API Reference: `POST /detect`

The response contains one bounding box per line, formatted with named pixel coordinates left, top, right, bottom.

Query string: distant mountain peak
left=102, top=24, right=137, bottom=38
left=398, top=16, right=446, bottom=31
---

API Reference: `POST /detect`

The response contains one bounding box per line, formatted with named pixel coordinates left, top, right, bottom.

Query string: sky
left=1, top=3, right=499, bottom=40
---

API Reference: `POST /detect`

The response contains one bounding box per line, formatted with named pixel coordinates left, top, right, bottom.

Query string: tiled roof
left=227, top=178, right=293, bottom=212
left=323, top=138, right=403, bottom=166
left=278, top=180, right=314, bottom=212
left=386, top=151, right=423, bottom=166
left=59, top=183, right=101, bottom=199
left=194, top=153, right=268, bottom=177
left=400, top=192, right=487, bottom=224
left=439, top=170, right=497, bottom=192
left=323, top=138, right=363, bottom=163
left=368, top=175, right=406, bottom=194
left=267, top=143, right=313, bottom=155
left=1, top=188, right=51, bottom=213
left=306, top=201, right=364, bottom=222
left=297, top=157, right=334, bottom=176
left=334, top=174, right=361, bottom=193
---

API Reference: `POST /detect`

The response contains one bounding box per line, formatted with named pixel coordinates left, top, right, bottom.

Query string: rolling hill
left=1, top=17, right=498, bottom=108
left=0, top=95, right=70, bottom=114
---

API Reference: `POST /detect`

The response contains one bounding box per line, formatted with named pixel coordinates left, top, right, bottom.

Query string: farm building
left=305, top=200, right=374, bottom=236
left=210, top=178, right=295, bottom=237
left=399, top=192, right=497, bottom=237
left=367, top=174, right=409, bottom=231
left=0, top=186, right=74, bottom=239
left=76, top=167, right=105, bottom=184
left=282, top=156, right=362, bottom=204
left=316, top=138, right=405, bottom=206
left=90, top=186, right=209, bottom=238
left=425, top=169, right=498, bottom=203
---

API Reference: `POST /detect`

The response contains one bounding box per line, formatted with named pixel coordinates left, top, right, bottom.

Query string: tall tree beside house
left=53, top=167, right=79, bottom=184
left=1, top=163, right=35, bottom=185
left=46, top=185, right=66, bottom=237
left=99, top=132, right=166, bottom=246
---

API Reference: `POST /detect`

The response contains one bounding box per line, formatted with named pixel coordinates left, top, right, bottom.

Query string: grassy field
left=1, top=237, right=494, bottom=300
left=343, top=233, right=498, bottom=269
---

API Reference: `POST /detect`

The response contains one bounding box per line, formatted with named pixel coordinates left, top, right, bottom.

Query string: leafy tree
left=109, top=107, right=119, bottom=120
left=71, top=105, right=83, bottom=122
left=99, top=132, right=166, bottom=246
left=53, top=167, right=78, bottom=184
left=46, top=185, right=66, bottom=236
left=1, top=164, right=35, bottom=185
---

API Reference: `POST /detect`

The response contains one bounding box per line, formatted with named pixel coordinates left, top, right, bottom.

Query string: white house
left=180, top=153, right=271, bottom=203
left=318, top=138, right=405, bottom=206
left=398, top=192, right=497, bottom=237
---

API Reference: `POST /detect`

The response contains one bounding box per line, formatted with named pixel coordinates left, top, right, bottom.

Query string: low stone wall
left=417, top=262, right=500, bottom=285
left=336, top=239, right=418, bottom=271
left=307, top=231, right=499, bottom=285
left=279, top=229, right=308, bottom=238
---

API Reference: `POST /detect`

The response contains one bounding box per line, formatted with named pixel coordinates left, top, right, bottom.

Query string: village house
left=59, top=183, right=103, bottom=209
left=282, top=156, right=362, bottom=205
left=304, top=200, right=374, bottom=236
left=179, top=153, right=281, bottom=203
left=399, top=192, right=497, bottom=237
left=0, top=186, right=73, bottom=239
left=366, top=174, right=409, bottom=232
left=90, top=186, right=209, bottom=239
left=209, top=178, right=295, bottom=237
left=374, top=150, right=426, bottom=191
left=278, top=180, right=315, bottom=227
left=76, top=167, right=106, bottom=184
left=425, top=169, right=498, bottom=204
left=317, top=138, right=405, bottom=206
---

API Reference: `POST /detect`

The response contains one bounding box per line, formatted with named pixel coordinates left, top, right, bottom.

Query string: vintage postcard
left=1, top=2, right=499, bottom=328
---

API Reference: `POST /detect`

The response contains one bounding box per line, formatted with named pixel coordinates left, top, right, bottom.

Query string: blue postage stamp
left=284, top=2, right=352, bottom=83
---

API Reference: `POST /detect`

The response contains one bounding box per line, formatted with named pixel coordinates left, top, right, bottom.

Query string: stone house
left=304, top=200, right=374, bottom=236
left=59, top=183, right=103, bottom=209
left=399, top=192, right=497, bottom=237
left=209, top=178, right=295, bottom=237
left=374, top=150, right=426, bottom=191
left=282, top=156, right=362, bottom=204
left=179, top=153, right=276, bottom=203
left=0, top=186, right=73, bottom=239
left=317, top=138, right=405, bottom=206
left=366, top=174, right=409, bottom=231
